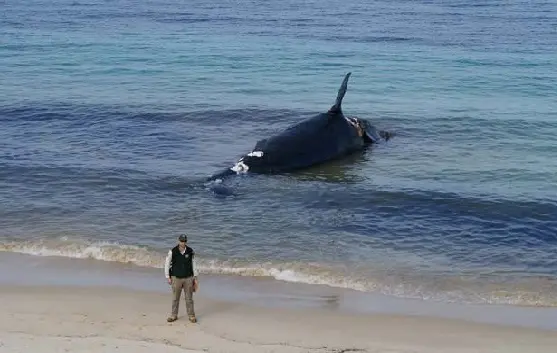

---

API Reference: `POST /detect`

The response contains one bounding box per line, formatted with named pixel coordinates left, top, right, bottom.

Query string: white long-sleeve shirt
left=164, top=248, right=199, bottom=279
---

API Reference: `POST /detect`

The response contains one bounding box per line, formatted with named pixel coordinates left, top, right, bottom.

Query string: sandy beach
left=1, top=283, right=556, bottom=353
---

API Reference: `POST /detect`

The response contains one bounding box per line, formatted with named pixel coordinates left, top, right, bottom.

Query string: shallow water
left=1, top=0, right=556, bottom=307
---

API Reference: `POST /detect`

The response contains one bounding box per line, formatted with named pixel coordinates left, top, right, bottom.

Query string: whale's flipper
left=328, top=72, right=352, bottom=114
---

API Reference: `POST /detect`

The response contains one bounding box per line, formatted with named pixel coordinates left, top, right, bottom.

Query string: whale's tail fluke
left=328, top=72, right=351, bottom=114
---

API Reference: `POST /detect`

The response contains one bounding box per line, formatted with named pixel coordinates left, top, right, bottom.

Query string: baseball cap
left=178, top=234, right=187, bottom=242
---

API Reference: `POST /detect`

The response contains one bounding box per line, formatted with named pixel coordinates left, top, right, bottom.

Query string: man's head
left=178, top=234, right=187, bottom=248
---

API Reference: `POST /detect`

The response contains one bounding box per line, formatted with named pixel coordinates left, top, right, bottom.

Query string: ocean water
left=1, top=0, right=556, bottom=307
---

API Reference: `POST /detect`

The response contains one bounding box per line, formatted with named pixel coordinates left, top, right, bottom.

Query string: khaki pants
left=170, top=276, right=196, bottom=318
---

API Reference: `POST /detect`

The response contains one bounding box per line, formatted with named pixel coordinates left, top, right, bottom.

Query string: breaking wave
left=1, top=237, right=556, bottom=308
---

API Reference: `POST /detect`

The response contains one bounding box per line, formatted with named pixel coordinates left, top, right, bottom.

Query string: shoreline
left=3, top=237, right=556, bottom=308
left=2, top=283, right=557, bottom=353
left=1, top=251, right=557, bottom=333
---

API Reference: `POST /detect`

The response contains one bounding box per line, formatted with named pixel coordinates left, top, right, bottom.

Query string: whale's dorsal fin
left=328, top=72, right=351, bottom=114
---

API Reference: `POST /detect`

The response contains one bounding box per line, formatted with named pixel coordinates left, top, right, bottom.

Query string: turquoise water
left=1, top=0, right=556, bottom=306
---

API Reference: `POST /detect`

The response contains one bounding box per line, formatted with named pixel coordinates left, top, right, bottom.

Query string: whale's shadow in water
left=282, top=149, right=371, bottom=184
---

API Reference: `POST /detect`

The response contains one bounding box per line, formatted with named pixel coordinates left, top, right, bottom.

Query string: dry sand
left=1, top=284, right=556, bottom=353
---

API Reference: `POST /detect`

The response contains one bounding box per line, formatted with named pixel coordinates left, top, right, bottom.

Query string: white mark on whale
left=247, top=151, right=264, bottom=157
left=230, top=159, right=249, bottom=173
left=345, top=116, right=358, bottom=127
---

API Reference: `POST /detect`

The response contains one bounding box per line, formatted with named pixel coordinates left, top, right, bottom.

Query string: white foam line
left=1, top=240, right=556, bottom=307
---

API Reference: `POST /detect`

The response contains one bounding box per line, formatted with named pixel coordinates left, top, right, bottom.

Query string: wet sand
left=2, top=284, right=557, bottom=353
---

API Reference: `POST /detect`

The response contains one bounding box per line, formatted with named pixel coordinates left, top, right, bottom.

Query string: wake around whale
left=208, top=72, right=392, bottom=181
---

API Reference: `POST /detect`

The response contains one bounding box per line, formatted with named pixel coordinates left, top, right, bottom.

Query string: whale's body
left=208, top=72, right=392, bottom=181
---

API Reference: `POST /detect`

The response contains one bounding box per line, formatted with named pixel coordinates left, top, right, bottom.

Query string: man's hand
left=167, top=277, right=172, bottom=285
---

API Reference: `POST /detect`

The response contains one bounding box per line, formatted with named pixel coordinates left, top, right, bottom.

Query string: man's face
left=179, top=240, right=186, bottom=248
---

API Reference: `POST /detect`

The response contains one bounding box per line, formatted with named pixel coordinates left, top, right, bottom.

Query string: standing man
left=164, top=234, right=198, bottom=323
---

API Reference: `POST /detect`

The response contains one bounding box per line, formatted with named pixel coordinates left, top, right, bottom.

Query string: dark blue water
left=1, top=0, right=556, bottom=306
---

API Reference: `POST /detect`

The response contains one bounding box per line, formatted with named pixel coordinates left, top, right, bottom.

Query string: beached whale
left=208, top=72, right=392, bottom=181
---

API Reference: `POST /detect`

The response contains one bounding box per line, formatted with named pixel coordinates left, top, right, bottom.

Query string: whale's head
left=346, top=116, right=393, bottom=144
